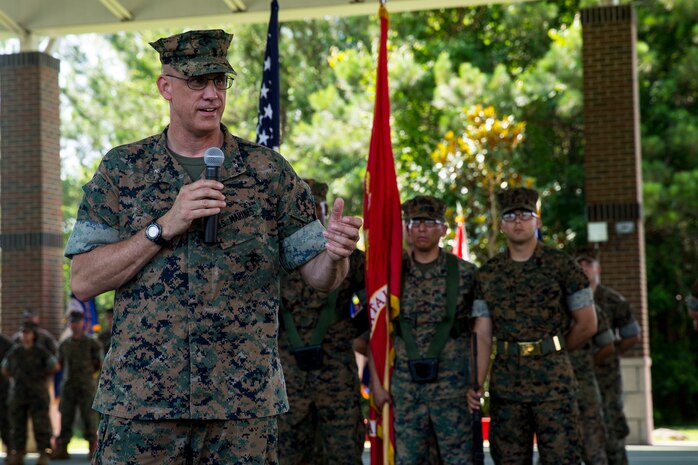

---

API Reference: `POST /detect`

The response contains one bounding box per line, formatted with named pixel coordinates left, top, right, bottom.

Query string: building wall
left=0, top=52, right=64, bottom=337
left=582, top=4, right=652, bottom=444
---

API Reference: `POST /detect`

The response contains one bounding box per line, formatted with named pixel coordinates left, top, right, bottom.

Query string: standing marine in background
left=567, top=256, right=615, bottom=465
left=372, top=195, right=479, bottom=465
left=52, top=311, right=103, bottom=460
left=2, top=322, right=59, bottom=465
left=0, top=333, right=13, bottom=451
left=277, top=179, right=368, bottom=465
left=575, top=246, right=641, bottom=465
left=468, top=187, right=597, bottom=465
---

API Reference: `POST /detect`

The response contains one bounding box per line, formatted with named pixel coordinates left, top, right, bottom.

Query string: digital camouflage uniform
left=592, top=284, right=640, bottom=465
left=1, top=341, right=57, bottom=454
left=473, top=186, right=592, bottom=465
left=57, top=325, right=103, bottom=446
left=393, top=196, right=478, bottom=465
left=0, top=333, right=12, bottom=448
left=65, top=113, right=324, bottom=464
left=475, top=243, right=591, bottom=465
left=568, top=305, right=613, bottom=465
left=278, top=249, right=367, bottom=465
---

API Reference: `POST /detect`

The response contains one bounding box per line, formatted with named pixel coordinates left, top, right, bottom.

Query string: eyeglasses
left=163, top=73, right=234, bottom=90
left=501, top=210, right=538, bottom=222
left=407, top=219, right=444, bottom=229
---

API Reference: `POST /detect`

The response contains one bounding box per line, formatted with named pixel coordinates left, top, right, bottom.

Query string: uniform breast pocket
left=217, top=202, right=267, bottom=248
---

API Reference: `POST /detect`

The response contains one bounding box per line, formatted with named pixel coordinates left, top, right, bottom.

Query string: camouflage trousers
left=605, top=437, right=628, bottom=465
left=598, top=374, right=629, bottom=465
left=0, top=381, right=9, bottom=447
left=577, top=397, right=608, bottom=465
left=278, top=350, right=364, bottom=465
left=393, top=393, right=472, bottom=465
left=58, top=381, right=97, bottom=443
left=489, top=396, right=582, bottom=465
left=92, top=414, right=278, bottom=465
left=7, top=391, right=52, bottom=451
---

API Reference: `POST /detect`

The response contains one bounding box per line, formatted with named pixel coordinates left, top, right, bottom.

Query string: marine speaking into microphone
left=203, top=147, right=225, bottom=244
left=65, top=29, right=363, bottom=465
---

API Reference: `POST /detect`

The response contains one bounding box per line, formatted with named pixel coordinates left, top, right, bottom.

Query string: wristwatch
left=145, top=221, right=170, bottom=247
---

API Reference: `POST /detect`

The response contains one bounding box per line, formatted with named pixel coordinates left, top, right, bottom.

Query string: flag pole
left=382, top=309, right=390, bottom=464
left=366, top=0, right=400, bottom=462
left=380, top=5, right=390, bottom=463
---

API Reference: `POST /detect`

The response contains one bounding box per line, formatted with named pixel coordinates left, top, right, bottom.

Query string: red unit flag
left=363, top=4, right=401, bottom=465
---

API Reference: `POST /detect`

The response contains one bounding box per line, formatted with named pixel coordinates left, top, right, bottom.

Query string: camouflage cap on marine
left=497, top=187, right=539, bottom=214
left=304, top=179, right=329, bottom=204
left=574, top=245, right=600, bottom=263
left=402, top=195, right=446, bottom=222
left=150, top=29, right=236, bottom=77
left=20, top=320, right=38, bottom=332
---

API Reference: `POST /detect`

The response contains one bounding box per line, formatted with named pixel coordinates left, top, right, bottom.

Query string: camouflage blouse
left=2, top=345, right=57, bottom=397
left=65, top=126, right=325, bottom=420
left=58, top=335, right=102, bottom=386
left=392, top=250, right=478, bottom=401
left=473, top=243, right=593, bottom=401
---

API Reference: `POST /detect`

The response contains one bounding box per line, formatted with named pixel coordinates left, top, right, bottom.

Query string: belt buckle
left=518, top=341, right=542, bottom=357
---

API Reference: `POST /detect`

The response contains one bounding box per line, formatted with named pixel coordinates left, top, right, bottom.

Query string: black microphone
left=203, top=147, right=225, bottom=245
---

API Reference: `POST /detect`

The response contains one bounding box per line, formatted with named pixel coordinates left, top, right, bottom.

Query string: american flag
left=255, top=0, right=280, bottom=150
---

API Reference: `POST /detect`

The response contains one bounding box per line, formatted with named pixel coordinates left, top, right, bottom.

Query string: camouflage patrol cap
left=497, top=187, right=539, bottom=214
left=304, top=179, right=329, bottom=204
left=402, top=195, right=446, bottom=221
left=150, top=29, right=236, bottom=77
left=20, top=320, right=38, bottom=332
left=574, top=245, right=600, bottom=263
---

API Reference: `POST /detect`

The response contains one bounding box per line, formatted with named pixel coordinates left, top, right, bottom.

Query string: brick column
left=0, top=52, right=64, bottom=338
left=582, top=5, right=652, bottom=444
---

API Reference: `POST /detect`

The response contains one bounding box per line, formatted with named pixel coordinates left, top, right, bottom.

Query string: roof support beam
left=221, top=0, right=247, bottom=12
left=0, top=8, right=26, bottom=36
left=99, top=0, right=134, bottom=21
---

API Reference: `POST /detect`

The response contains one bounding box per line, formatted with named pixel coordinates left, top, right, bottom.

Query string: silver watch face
left=146, top=223, right=161, bottom=240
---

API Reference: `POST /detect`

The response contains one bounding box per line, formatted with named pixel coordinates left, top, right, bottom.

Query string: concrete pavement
left=6, top=443, right=697, bottom=464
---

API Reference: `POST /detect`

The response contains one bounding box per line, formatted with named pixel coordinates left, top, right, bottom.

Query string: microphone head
left=204, top=147, right=225, bottom=167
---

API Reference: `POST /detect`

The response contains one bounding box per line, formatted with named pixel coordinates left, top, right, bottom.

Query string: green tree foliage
left=431, top=105, right=528, bottom=259
left=636, top=0, right=698, bottom=424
